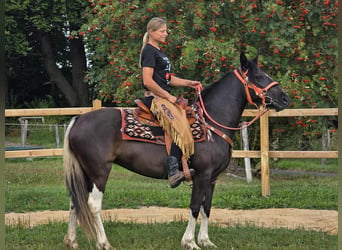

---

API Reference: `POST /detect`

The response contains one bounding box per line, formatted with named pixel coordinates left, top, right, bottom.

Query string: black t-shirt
left=141, top=44, right=172, bottom=92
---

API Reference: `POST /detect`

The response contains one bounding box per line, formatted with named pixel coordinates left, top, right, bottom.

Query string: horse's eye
left=255, top=75, right=263, bottom=81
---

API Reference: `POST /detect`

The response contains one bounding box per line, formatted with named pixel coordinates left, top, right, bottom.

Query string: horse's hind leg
left=88, top=183, right=113, bottom=250
left=64, top=199, right=79, bottom=249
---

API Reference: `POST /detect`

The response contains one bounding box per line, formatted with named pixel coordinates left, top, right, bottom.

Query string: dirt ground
left=5, top=207, right=337, bottom=235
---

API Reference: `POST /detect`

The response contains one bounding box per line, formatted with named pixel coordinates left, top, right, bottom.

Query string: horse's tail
left=63, top=116, right=97, bottom=239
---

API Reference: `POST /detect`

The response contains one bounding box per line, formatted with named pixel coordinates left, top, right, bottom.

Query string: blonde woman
left=140, top=17, right=201, bottom=188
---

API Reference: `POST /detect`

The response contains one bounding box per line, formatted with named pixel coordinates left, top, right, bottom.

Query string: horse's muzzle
left=272, top=94, right=291, bottom=112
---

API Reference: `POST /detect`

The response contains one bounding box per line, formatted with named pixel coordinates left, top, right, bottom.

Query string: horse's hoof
left=198, top=239, right=217, bottom=248
left=181, top=240, right=201, bottom=250
left=63, top=236, right=79, bottom=249
left=96, top=241, right=114, bottom=250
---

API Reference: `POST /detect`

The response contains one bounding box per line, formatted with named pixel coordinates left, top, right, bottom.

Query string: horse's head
left=239, top=52, right=290, bottom=111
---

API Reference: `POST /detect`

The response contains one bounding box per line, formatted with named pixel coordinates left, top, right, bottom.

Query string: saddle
left=133, top=97, right=196, bottom=126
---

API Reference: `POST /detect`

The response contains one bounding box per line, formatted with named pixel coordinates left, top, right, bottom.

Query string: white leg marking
left=64, top=200, right=79, bottom=249
left=88, top=184, right=112, bottom=250
left=181, top=209, right=200, bottom=250
left=198, top=206, right=217, bottom=248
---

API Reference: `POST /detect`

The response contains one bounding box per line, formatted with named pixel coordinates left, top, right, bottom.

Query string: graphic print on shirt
left=163, top=56, right=171, bottom=84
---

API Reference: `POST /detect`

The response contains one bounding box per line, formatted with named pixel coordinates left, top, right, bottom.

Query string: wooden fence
left=5, top=100, right=338, bottom=196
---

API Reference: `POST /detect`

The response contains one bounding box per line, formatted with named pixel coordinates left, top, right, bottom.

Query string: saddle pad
left=121, top=109, right=206, bottom=143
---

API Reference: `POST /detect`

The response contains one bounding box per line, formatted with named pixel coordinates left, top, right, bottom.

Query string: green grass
left=5, top=158, right=68, bottom=212
left=271, top=158, right=338, bottom=173
left=5, top=158, right=338, bottom=212
left=5, top=116, right=68, bottom=148
left=5, top=157, right=338, bottom=249
left=5, top=221, right=337, bottom=250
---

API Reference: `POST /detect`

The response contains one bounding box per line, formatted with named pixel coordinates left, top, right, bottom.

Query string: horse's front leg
left=198, top=207, right=217, bottom=248
left=197, top=182, right=217, bottom=248
left=64, top=200, right=79, bottom=249
left=181, top=177, right=209, bottom=250
left=181, top=209, right=201, bottom=250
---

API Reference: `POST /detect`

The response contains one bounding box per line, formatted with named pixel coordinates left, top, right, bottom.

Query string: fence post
left=92, top=99, right=102, bottom=110
left=20, top=119, right=28, bottom=146
left=260, top=110, right=270, bottom=197
left=321, top=127, right=329, bottom=166
left=55, top=125, right=60, bottom=148
left=241, top=127, right=252, bottom=183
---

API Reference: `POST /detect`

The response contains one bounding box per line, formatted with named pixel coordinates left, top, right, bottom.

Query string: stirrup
left=169, top=169, right=195, bottom=188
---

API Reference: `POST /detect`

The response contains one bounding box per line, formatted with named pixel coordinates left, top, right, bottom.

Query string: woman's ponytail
left=139, top=32, right=149, bottom=67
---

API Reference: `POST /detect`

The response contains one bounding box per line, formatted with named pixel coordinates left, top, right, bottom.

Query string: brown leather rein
left=196, top=67, right=279, bottom=147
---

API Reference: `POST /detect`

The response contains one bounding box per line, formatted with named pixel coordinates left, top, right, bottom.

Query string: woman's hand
left=167, top=95, right=178, bottom=104
left=187, top=80, right=202, bottom=89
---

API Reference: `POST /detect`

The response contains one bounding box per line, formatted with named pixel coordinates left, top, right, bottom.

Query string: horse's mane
left=199, top=57, right=261, bottom=100
left=200, top=70, right=234, bottom=97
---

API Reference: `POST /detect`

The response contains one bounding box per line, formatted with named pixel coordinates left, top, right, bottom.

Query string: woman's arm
left=169, top=75, right=201, bottom=89
left=143, top=67, right=177, bottom=103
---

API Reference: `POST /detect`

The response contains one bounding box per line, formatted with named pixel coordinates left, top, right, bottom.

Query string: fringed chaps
left=151, top=97, right=194, bottom=159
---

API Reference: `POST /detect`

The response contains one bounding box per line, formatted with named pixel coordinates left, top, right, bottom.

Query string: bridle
left=196, top=67, right=279, bottom=146
left=234, top=67, right=279, bottom=110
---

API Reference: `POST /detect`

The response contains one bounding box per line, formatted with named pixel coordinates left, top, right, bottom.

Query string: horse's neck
left=201, top=75, right=247, bottom=135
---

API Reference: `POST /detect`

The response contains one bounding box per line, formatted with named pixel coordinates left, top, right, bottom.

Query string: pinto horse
left=63, top=53, right=290, bottom=250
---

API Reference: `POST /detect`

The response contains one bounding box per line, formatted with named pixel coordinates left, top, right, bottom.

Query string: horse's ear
left=240, top=52, right=248, bottom=70
left=252, top=52, right=259, bottom=65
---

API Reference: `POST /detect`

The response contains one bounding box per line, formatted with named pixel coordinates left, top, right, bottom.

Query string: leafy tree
left=78, top=0, right=337, bottom=151
left=5, top=0, right=337, bottom=150
left=5, top=0, right=90, bottom=107
left=80, top=0, right=337, bottom=110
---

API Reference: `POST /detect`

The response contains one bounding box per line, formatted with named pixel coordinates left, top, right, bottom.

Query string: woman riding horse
left=140, top=17, right=201, bottom=188
left=63, top=49, right=290, bottom=250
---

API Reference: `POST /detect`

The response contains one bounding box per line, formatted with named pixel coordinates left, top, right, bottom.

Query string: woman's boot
left=164, top=156, right=194, bottom=188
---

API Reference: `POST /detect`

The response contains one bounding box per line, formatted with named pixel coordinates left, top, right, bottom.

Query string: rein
left=195, top=67, right=279, bottom=146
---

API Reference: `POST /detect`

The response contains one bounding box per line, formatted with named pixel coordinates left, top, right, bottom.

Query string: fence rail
left=5, top=100, right=338, bottom=196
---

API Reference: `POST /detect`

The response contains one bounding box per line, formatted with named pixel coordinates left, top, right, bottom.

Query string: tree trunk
left=38, top=32, right=79, bottom=106
left=69, top=31, right=89, bottom=106
left=4, top=72, right=8, bottom=107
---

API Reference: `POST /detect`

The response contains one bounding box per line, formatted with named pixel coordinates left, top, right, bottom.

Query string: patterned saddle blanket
left=120, top=107, right=206, bottom=144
